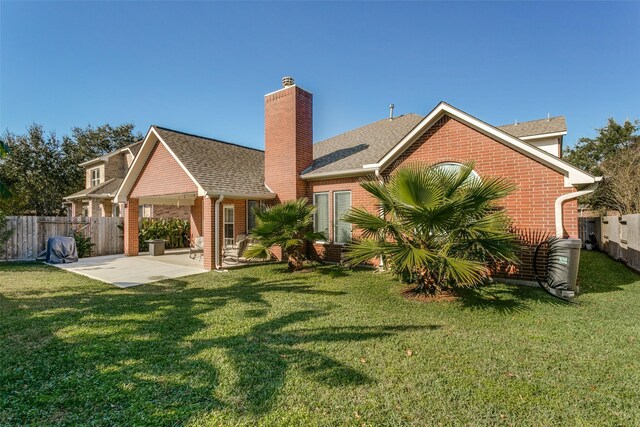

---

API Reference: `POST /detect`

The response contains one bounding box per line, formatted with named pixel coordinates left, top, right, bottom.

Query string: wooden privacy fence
left=1, top=216, right=124, bottom=261
left=579, top=214, right=640, bottom=273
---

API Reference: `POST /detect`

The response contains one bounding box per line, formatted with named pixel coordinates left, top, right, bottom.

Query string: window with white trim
left=224, top=205, right=235, bottom=246
left=313, top=193, right=329, bottom=241
left=90, top=168, right=101, bottom=187
left=333, top=191, right=352, bottom=244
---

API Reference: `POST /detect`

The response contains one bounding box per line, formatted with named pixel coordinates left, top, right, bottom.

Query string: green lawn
left=1, top=251, right=639, bottom=426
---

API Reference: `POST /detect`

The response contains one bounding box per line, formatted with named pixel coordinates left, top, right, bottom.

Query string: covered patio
left=114, top=126, right=276, bottom=270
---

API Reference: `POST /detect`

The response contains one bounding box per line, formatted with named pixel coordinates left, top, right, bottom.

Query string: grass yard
left=1, top=251, right=639, bottom=426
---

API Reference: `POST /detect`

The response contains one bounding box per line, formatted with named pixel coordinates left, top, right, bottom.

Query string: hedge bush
left=138, top=218, right=190, bottom=252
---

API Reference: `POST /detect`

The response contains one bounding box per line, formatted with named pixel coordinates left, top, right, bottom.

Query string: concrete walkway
left=53, top=250, right=209, bottom=288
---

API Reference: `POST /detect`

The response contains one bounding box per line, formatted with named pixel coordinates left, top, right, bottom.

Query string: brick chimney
left=264, top=76, right=313, bottom=202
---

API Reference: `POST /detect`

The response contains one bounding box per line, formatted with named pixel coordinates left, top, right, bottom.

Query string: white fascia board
left=520, top=131, right=567, bottom=141
left=300, top=168, right=376, bottom=181
left=372, top=102, right=597, bottom=187
left=79, top=158, right=107, bottom=167
left=114, top=127, right=156, bottom=203
left=114, top=127, right=205, bottom=203
left=205, top=191, right=277, bottom=200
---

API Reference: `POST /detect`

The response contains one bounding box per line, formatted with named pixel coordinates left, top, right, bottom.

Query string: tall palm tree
left=344, top=162, right=519, bottom=295
left=244, top=198, right=327, bottom=271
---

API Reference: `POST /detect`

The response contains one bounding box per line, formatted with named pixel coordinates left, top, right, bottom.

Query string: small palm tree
left=244, top=198, right=327, bottom=271
left=344, top=162, right=519, bottom=295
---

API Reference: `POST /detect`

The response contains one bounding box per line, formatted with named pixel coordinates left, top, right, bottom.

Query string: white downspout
left=554, top=183, right=598, bottom=238
left=214, top=195, right=225, bottom=269
left=375, top=169, right=385, bottom=271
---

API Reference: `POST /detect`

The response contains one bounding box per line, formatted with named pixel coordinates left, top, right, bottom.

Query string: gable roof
left=79, top=140, right=143, bottom=167
left=65, top=178, right=123, bottom=200
left=115, top=126, right=274, bottom=202
left=365, top=102, right=597, bottom=187
left=302, top=114, right=423, bottom=179
left=497, top=116, right=567, bottom=139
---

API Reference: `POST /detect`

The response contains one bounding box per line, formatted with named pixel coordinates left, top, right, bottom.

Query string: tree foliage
left=563, top=118, right=640, bottom=214
left=62, top=123, right=140, bottom=197
left=563, top=118, right=640, bottom=175
left=244, top=198, right=326, bottom=271
left=0, top=123, right=140, bottom=216
left=343, top=163, right=519, bottom=295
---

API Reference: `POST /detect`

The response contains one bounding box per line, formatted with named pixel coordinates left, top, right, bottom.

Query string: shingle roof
left=65, top=178, right=123, bottom=200
left=127, top=141, right=143, bottom=157
left=497, top=116, right=567, bottom=138
left=79, top=140, right=144, bottom=166
left=302, top=114, right=424, bottom=177
left=153, top=126, right=274, bottom=197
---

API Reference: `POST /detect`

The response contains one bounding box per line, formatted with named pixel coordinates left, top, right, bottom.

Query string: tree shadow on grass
left=456, top=283, right=566, bottom=314
left=0, top=264, right=433, bottom=424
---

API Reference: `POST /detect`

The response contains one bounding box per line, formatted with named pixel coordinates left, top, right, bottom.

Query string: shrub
left=73, top=230, right=95, bottom=258
left=244, top=198, right=326, bottom=271
left=138, top=218, right=190, bottom=252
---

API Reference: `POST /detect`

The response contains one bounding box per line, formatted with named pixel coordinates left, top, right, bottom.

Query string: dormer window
left=90, top=168, right=101, bottom=187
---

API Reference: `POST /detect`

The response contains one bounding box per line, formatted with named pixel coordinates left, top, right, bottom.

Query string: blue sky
left=1, top=1, right=638, bottom=150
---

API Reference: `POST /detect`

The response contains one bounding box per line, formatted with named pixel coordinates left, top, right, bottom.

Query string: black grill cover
left=46, top=236, right=78, bottom=264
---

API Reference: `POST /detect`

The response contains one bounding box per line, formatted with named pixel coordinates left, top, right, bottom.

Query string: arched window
left=433, top=162, right=480, bottom=181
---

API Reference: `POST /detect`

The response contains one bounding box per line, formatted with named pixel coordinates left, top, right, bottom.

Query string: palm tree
left=244, top=198, right=327, bottom=271
left=344, top=162, right=519, bottom=295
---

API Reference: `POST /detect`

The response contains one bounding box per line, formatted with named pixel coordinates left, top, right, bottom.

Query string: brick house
left=115, top=77, right=600, bottom=278
left=65, top=141, right=190, bottom=219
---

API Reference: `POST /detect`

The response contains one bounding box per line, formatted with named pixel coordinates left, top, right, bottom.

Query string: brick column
left=203, top=196, right=215, bottom=270
left=124, top=198, right=139, bottom=256
left=190, top=196, right=203, bottom=243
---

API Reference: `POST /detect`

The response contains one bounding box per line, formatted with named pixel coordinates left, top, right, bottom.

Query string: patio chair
left=223, top=234, right=249, bottom=263
left=189, top=236, right=205, bottom=260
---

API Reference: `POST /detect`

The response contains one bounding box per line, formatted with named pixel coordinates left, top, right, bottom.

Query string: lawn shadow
left=0, top=264, right=433, bottom=423
left=457, top=283, right=566, bottom=314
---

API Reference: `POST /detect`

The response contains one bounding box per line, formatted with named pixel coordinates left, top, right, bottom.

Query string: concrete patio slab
left=52, top=250, right=209, bottom=288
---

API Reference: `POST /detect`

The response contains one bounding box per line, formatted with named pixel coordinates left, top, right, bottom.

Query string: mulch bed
left=401, top=286, right=460, bottom=303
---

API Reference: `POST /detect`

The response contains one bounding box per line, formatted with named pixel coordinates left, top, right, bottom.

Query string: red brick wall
left=124, top=198, right=139, bottom=256
left=265, top=85, right=313, bottom=202
left=384, top=115, right=577, bottom=238
left=151, top=205, right=190, bottom=219
left=304, top=115, right=579, bottom=279
left=130, top=140, right=198, bottom=198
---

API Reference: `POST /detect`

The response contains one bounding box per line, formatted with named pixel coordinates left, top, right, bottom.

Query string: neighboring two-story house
left=64, top=141, right=190, bottom=219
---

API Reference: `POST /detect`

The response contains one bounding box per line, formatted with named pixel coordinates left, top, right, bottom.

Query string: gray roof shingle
left=302, top=114, right=424, bottom=177
left=497, top=116, right=566, bottom=138
left=153, top=126, right=274, bottom=197
left=65, top=178, right=123, bottom=200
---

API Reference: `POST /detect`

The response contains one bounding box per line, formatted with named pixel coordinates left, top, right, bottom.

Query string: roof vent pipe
left=389, top=104, right=394, bottom=121
left=282, top=76, right=295, bottom=87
